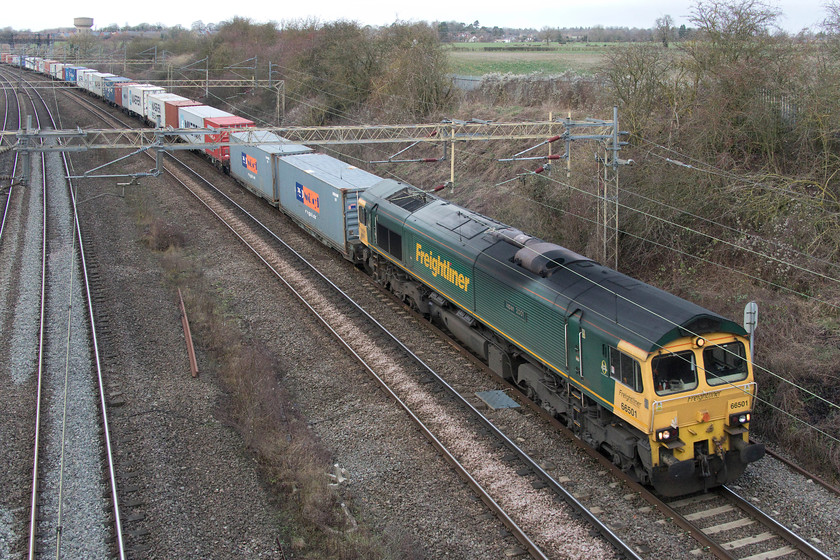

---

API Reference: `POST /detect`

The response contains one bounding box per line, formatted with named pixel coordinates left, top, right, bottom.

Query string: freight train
left=4, top=53, right=765, bottom=496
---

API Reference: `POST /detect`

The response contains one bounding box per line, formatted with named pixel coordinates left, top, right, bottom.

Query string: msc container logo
left=241, top=153, right=258, bottom=175
left=296, top=182, right=320, bottom=213
left=415, top=243, right=471, bottom=293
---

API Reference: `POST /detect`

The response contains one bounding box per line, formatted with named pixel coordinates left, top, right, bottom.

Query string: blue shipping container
left=64, top=66, right=87, bottom=83
left=103, top=77, right=131, bottom=104
left=229, top=130, right=313, bottom=203
left=275, top=153, right=381, bottom=258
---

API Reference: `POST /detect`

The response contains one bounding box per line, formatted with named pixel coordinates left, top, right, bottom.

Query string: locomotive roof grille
left=386, top=187, right=432, bottom=212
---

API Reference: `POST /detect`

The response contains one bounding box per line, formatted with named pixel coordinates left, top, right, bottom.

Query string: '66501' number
left=729, top=399, right=749, bottom=411
left=620, top=402, right=638, bottom=418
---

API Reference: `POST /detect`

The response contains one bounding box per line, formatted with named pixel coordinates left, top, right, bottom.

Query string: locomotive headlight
left=656, top=427, right=679, bottom=442
left=693, top=336, right=706, bottom=348
left=729, top=412, right=751, bottom=426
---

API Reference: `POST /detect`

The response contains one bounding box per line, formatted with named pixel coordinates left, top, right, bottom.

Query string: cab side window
left=609, top=347, right=643, bottom=393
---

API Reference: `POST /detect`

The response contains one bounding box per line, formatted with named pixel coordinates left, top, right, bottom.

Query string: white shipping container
left=178, top=105, right=232, bottom=144
left=146, top=93, right=190, bottom=128
left=76, top=69, right=96, bottom=89
left=126, top=85, right=164, bottom=117
left=89, top=72, right=116, bottom=97
left=51, top=63, right=64, bottom=79
left=121, top=82, right=146, bottom=108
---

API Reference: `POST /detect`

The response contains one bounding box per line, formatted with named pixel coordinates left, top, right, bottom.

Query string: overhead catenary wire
left=482, top=169, right=840, bottom=439
left=155, top=57, right=840, bottom=441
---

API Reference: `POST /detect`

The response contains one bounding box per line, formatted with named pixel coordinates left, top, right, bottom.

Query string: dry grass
left=139, top=200, right=405, bottom=559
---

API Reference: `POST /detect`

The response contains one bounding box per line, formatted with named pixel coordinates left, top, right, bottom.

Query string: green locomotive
left=358, top=179, right=764, bottom=496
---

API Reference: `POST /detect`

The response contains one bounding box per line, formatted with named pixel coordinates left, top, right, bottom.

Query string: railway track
left=0, top=69, right=21, bottom=246
left=664, top=486, right=831, bottom=560
left=0, top=67, right=125, bottom=559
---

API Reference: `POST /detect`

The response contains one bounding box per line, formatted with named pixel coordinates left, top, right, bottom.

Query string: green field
left=446, top=42, right=618, bottom=76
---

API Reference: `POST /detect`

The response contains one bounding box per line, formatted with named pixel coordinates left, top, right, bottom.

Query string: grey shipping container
left=228, top=130, right=313, bottom=202
left=276, top=153, right=381, bottom=258
left=178, top=105, right=231, bottom=145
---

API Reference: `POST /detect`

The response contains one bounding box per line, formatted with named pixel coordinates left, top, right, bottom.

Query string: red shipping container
left=203, top=116, right=255, bottom=161
left=165, top=99, right=202, bottom=129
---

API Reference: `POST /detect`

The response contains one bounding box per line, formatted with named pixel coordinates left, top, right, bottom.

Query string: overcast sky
left=3, top=0, right=830, bottom=34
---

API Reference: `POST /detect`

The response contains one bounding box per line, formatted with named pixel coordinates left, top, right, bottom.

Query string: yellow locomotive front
left=613, top=333, right=766, bottom=496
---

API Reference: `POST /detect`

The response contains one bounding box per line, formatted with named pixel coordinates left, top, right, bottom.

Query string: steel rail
left=17, top=66, right=127, bottom=560
left=65, top=146, right=128, bottom=560
left=761, top=445, right=840, bottom=497
left=25, top=83, right=47, bottom=560
left=720, top=486, right=834, bottom=560
left=0, top=70, right=22, bottom=246
left=50, top=71, right=129, bottom=560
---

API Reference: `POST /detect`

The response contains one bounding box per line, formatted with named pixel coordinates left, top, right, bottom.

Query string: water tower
left=74, top=17, right=94, bottom=33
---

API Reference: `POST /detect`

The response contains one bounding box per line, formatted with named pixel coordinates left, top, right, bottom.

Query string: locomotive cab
left=639, top=334, right=765, bottom=496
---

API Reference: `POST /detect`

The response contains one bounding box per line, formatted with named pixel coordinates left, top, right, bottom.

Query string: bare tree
left=655, top=15, right=675, bottom=47
left=685, top=0, right=780, bottom=70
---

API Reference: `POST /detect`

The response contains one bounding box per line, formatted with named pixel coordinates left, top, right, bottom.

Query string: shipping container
left=163, top=98, right=202, bottom=129
left=50, top=62, right=64, bottom=79
left=146, top=93, right=190, bottom=127
left=203, top=115, right=255, bottom=161
left=117, top=82, right=139, bottom=108
left=76, top=68, right=96, bottom=89
left=103, top=77, right=131, bottom=104
left=89, top=72, right=116, bottom=97
left=63, top=66, right=86, bottom=83
left=178, top=105, right=232, bottom=145
left=125, top=84, right=164, bottom=117
left=229, top=130, right=313, bottom=203
left=275, top=153, right=381, bottom=257
left=39, top=59, right=57, bottom=74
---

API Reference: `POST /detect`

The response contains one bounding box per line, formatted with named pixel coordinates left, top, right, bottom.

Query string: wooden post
left=178, top=288, right=199, bottom=377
